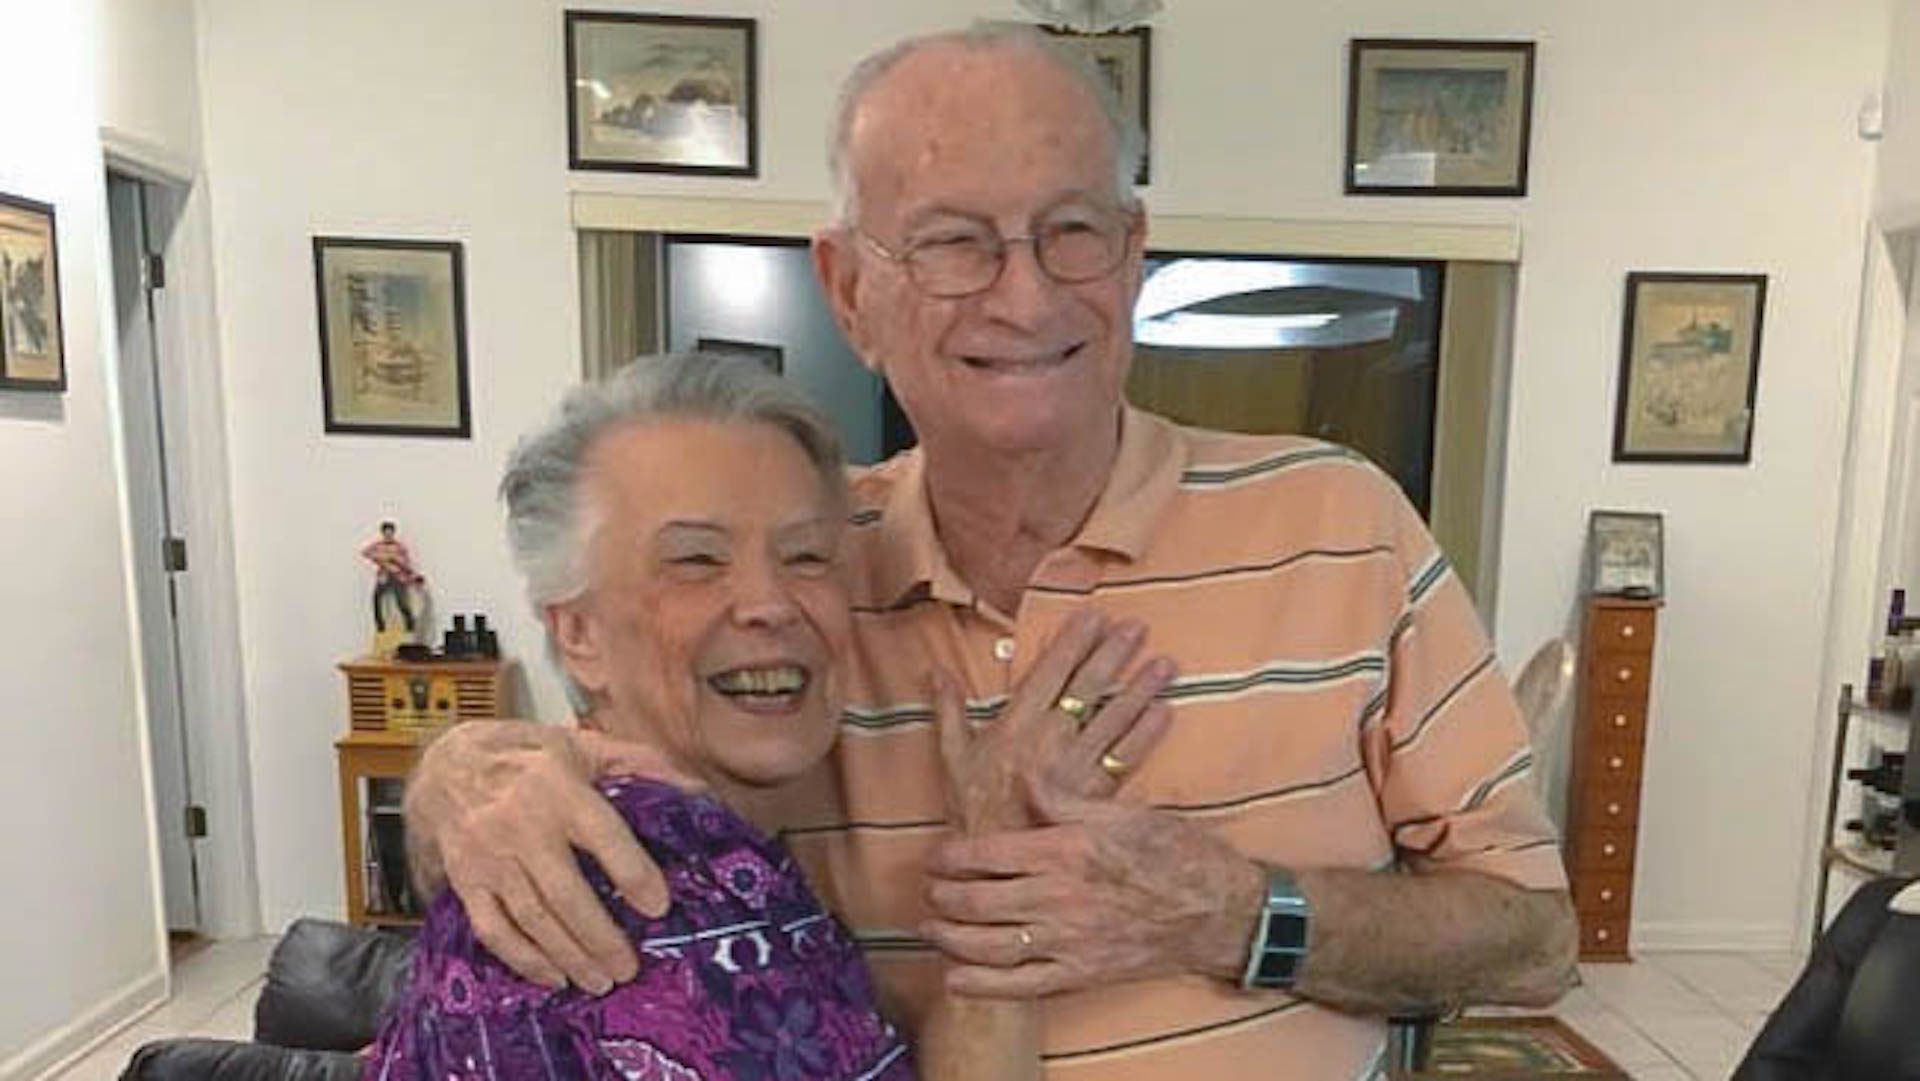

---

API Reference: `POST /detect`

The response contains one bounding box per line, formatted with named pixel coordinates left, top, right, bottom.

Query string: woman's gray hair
left=826, top=23, right=1145, bottom=224
left=500, top=352, right=848, bottom=710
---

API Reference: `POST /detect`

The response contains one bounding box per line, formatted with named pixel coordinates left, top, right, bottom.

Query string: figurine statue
left=361, top=520, right=427, bottom=657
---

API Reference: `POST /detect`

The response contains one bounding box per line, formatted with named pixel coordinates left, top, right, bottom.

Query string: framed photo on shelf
left=313, top=236, right=471, bottom=438
left=696, top=336, right=783, bottom=375
left=0, top=192, right=66, bottom=392
left=1345, top=39, right=1536, bottom=196
left=564, top=11, right=758, bottom=176
left=1041, top=26, right=1151, bottom=185
left=1587, top=510, right=1664, bottom=599
left=1613, top=271, right=1768, bottom=464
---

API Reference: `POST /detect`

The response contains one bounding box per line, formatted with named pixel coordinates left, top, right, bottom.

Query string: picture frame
left=0, top=192, right=66, bottom=392
left=696, top=336, right=783, bottom=375
left=313, top=236, right=471, bottom=438
left=1345, top=39, right=1536, bottom=197
left=1612, top=271, right=1768, bottom=464
left=564, top=11, right=758, bottom=177
left=1041, top=26, right=1152, bottom=185
left=1587, top=510, right=1664, bottom=599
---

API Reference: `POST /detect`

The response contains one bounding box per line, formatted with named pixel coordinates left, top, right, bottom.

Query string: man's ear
left=545, top=602, right=609, bottom=699
left=812, top=228, right=880, bottom=374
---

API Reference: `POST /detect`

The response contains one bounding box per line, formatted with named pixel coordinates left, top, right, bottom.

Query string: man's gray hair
left=826, top=23, right=1145, bottom=224
left=500, top=352, right=847, bottom=710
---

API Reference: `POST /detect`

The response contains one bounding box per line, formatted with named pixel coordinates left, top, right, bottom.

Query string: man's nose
left=977, top=237, right=1064, bottom=327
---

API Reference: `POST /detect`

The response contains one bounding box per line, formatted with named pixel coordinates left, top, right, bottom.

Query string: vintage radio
left=339, top=656, right=507, bottom=732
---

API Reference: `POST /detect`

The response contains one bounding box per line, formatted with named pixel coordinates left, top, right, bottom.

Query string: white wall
left=195, top=0, right=1889, bottom=949
left=0, top=0, right=207, bottom=1072
left=1879, top=0, right=1920, bottom=227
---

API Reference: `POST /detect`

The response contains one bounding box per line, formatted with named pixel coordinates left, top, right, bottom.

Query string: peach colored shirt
left=780, top=407, right=1566, bottom=1080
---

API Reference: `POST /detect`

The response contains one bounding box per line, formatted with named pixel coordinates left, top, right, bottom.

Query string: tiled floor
left=50, top=942, right=1796, bottom=1079
left=47, top=936, right=276, bottom=1081
left=1474, top=950, right=1803, bottom=1079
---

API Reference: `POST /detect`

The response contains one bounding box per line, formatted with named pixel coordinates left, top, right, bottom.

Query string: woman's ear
left=546, top=602, right=609, bottom=698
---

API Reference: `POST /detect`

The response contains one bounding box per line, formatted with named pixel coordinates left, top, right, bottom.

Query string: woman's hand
left=931, top=609, right=1175, bottom=836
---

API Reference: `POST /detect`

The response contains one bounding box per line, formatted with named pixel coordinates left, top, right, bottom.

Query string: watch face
left=1268, top=912, right=1309, bottom=950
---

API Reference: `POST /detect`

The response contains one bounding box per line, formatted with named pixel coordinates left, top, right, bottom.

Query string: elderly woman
left=365, top=354, right=1159, bottom=1080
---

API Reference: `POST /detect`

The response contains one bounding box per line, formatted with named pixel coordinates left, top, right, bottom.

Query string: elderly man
left=406, top=24, right=1576, bottom=1078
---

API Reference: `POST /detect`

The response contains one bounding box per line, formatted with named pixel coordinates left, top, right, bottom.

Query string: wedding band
left=1099, top=752, right=1129, bottom=778
left=1055, top=694, right=1092, bottom=725
left=1015, top=926, right=1036, bottom=957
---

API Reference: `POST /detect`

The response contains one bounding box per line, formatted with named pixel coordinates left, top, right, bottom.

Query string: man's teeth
left=711, top=666, right=807, bottom=696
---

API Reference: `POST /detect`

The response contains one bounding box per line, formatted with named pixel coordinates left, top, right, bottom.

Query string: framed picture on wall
left=313, top=236, right=471, bottom=438
left=564, top=11, right=758, bottom=176
left=1345, top=39, right=1536, bottom=196
left=0, top=192, right=66, bottom=392
left=1587, top=510, right=1664, bottom=598
left=1612, top=271, right=1768, bottom=464
left=696, top=336, right=783, bottom=375
left=1041, top=26, right=1151, bottom=185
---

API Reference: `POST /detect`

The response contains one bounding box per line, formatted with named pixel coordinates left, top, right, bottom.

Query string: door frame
left=102, top=127, right=261, bottom=943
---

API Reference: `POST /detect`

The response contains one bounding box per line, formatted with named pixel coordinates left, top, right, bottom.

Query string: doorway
left=106, top=170, right=202, bottom=935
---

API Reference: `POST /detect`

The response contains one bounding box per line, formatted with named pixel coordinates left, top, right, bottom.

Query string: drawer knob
left=1612, top=714, right=1628, bottom=729
left=1609, top=756, right=1625, bottom=770
left=1596, top=928, right=1611, bottom=942
left=1620, top=624, right=1636, bottom=638
left=1600, top=888, right=1615, bottom=902
left=1617, top=667, right=1634, bottom=682
left=1607, top=801, right=1622, bottom=816
left=1603, top=843, right=1618, bottom=857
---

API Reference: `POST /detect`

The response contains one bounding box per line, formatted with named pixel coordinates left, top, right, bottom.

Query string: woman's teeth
left=710, top=666, right=808, bottom=697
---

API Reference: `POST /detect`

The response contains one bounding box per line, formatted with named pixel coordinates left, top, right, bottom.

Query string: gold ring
left=1015, top=926, right=1036, bottom=956
left=1055, top=694, right=1092, bottom=724
left=1099, top=752, right=1129, bottom=778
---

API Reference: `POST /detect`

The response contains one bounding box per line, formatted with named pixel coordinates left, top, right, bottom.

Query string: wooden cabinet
left=1565, top=598, right=1660, bottom=962
left=336, top=656, right=511, bottom=926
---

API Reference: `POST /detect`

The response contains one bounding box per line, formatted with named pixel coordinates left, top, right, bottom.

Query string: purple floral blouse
left=363, top=776, right=915, bottom=1081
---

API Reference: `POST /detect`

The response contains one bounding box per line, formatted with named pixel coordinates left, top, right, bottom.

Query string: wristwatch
left=1241, top=866, right=1311, bottom=990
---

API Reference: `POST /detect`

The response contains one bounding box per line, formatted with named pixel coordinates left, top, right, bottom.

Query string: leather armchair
left=1734, top=875, right=1920, bottom=1081
left=119, top=919, right=413, bottom=1081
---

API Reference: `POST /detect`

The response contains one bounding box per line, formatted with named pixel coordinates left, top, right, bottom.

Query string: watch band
left=1241, top=866, right=1311, bottom=990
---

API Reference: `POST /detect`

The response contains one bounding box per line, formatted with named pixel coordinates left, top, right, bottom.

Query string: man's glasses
left=859, top=208, right=1136, bottom=299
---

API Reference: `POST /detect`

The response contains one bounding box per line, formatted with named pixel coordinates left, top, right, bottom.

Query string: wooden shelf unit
left=1565, top=597, right=1660, bottom=962
left=335, top=656, right=511, bottom=926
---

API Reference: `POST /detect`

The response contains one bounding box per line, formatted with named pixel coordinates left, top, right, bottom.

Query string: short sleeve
left=1361, top=473, right=1569, bottom=891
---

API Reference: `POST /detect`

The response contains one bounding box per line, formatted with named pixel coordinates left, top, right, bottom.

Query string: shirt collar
left=866, top=405, right=1183, bottom=608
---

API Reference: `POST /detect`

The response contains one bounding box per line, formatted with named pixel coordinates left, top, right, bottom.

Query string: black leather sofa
left=120, top=919, right=414, bottom=1081
left=1734, top=875, right=1920, bottom=1081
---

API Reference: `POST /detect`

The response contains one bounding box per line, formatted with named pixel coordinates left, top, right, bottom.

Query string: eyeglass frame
left=852, top=203, right=1144, bottom=299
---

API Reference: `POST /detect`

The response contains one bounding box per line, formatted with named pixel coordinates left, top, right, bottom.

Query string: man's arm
left=922, top=800, right=1577, bottom=1010
left=402, top=719, right=692, bottom=991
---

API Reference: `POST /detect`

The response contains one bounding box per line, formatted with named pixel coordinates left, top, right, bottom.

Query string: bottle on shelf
left=1872, top=589, right=1912, bottom=710
left=1847, top=752, right=1907, bottom=797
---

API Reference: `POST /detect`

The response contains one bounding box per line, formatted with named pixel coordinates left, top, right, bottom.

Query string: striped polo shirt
left=775, top=406, right=1566, bottom=1080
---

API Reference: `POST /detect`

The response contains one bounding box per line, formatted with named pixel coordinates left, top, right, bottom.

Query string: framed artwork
left=696, top=336, right=783, bottom=375
left=313, top=236, right=471, bottom=438
left=1587, top=510, right=1664, bottom=599
left=1345, top=39, right=1536, bottom=196
left=0, top=192, right=66, bottom=392
left=564, top=11, right=758, bottom=176
left=1041, top=26, right=1152, bottom=185
left=1612, top=271, right=1768, bottom=463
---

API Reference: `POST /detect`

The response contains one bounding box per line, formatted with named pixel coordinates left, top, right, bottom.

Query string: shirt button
left=992, top=637, right=1016, bottom=662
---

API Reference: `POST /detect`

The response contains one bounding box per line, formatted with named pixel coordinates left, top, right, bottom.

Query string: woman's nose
left=730, top=560, right=800, bottom=628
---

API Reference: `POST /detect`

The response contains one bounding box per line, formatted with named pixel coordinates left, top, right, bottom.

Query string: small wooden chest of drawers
left=1565, top=597, right=1660, bottom=961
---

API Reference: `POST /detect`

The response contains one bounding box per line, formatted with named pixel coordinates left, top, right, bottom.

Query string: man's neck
left=922, top=409, right=1123, bottom=616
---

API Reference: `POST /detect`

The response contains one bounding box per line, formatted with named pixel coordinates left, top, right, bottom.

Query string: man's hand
left=935, top=609, right=1175, bottom=834
left=403, top=720, right=699, bottom=992
left=920, top=787, right=1265, bottom=997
